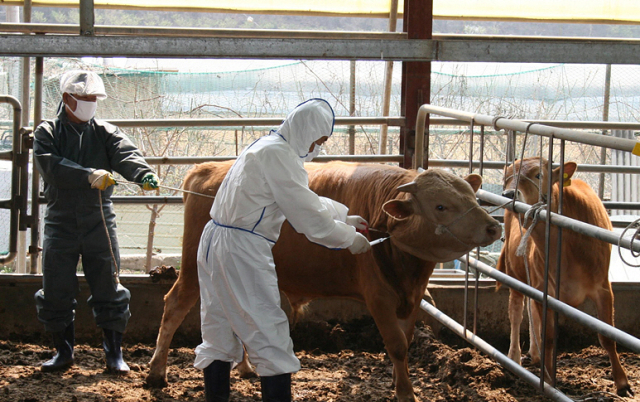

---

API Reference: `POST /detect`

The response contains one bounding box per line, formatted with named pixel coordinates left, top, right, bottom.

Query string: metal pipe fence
left=416, top=105, right=640, bottom=400
left=0, top=96, right=21, bottom=265
left=420, top=299, right=574, bottom=402
left=459, top=255, right=640, bottom=354
left=3, top=103, right=640, bottom=398
left=477, top=190, right=640, bottom=253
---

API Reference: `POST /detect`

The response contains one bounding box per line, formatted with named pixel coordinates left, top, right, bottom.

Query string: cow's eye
left=535, top=173, right=541, bottom=179
left=436, top=205, right=445, bottom=211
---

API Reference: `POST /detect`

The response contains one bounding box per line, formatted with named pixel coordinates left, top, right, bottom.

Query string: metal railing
left=415, top=104, right=640, bottom=401
left=0, top=96, right=22, bottom=265
left=415, top=105, right=640, bottom=170
left=420, top=299, right=573, bottom=402
left=459, top=255, right=640, bottom=354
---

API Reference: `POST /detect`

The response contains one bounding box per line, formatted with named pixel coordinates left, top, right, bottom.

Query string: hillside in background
left=2, top=6, right=640, bottom=38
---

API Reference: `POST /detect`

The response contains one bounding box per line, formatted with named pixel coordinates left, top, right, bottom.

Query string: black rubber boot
left=203, top=360, right=232, bottom=402
left=261, top=373, right=292, bottom=402
left=102, top=328, right=130, bottom=373
left=41, top=322, right=74, bottom=372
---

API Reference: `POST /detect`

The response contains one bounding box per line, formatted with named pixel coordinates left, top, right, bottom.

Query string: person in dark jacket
left=33, top=70, right=160, bottom=373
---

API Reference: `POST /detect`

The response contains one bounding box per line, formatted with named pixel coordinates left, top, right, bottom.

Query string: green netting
left=2, top=57, right=640, bottom=259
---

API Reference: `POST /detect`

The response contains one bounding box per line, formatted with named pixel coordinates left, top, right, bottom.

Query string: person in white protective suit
left=195, top=98, right=371, bottom=402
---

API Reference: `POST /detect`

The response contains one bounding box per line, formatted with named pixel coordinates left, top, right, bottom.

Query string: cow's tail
left=495, top=248, right=507, bottom=292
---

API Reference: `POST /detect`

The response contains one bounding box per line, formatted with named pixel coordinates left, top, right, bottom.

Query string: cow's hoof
left=237, top=367, right=258, bottom=379
left=145, top=373, right=168, bottom=388
left=617, top=385, right=634, bottom=398
left=236, top=360, right=257, bottom=379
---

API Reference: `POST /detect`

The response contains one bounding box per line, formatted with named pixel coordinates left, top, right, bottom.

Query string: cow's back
left=305, top=161, right=415, bottom=229
left=550, top=179, right=612, bottom=301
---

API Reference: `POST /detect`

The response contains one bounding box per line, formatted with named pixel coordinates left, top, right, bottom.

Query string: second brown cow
left=497, top=157, right=633, bottom=397
left=147, top=161, right=501, bottom=402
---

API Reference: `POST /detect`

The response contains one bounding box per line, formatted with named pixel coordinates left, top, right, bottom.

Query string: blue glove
left=141, top=173, right=159, bottom=191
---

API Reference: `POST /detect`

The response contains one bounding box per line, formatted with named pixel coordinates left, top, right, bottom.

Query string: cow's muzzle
left=502, top=189, right=516, bottom=200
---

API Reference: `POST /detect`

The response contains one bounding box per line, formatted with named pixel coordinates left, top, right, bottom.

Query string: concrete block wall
left=1, top=274, right=638, bottom=351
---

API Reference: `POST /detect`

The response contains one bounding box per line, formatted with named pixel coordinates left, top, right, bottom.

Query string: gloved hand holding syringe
left=349, top=216, right=390, bottom=247
left=369, top=236, right=390, bottom=246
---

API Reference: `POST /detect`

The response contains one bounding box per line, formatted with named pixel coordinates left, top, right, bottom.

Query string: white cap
left=59, top=70, right=107, bottom=100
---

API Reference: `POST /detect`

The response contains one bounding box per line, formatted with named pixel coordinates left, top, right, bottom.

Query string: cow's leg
left=527, top=299, right=542, bottom=364
left=368, top=298, right=418, bottom=402
left=507, top=289, right=525, bottom=364
left=529, top=300, right=556, bottom=384
left=147, top=279, right=200, bottom=387
left=394, top=305, right=422, bottom=388
left=235, top=349, right=255, bottom=378
left=541, top=306, right=557, bottom=385
left=593, top=287, right=633, bottom=397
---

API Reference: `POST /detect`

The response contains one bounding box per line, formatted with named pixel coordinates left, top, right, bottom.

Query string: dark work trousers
left=35, top=193, right=131, bottom=333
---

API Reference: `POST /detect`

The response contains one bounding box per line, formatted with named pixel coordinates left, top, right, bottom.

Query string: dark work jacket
left=33, top=102, right=154, bottom=210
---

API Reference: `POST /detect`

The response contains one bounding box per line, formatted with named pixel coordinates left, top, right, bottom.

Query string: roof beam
left=0, top=34, right=431, bottom=60
left=436, top=37, right=640, bottom=64
left=2, top=34, right=640, bottom=64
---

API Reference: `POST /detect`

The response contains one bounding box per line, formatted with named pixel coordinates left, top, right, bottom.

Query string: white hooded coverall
left=195, top=99, right=358, bottom=376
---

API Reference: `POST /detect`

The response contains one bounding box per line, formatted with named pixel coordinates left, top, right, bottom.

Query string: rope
left=503, top=124, right=551, bottom=380
left=94, top=177, right=215, bottom=286
left=617, top=217, right=640, bottom=268
left=98, top=191, right=121, bottom=285
left=119, top=180, right=216, bottom=199
left=515, top=202, right=547, bottom=257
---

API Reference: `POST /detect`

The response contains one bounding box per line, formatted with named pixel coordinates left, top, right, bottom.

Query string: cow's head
left=381, top=169, right=501, bottom=262
left=502, top=157, right=577, bottom=205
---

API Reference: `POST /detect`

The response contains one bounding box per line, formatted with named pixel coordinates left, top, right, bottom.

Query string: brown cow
left=497, top=157, right=633, bottom=397
left=147, top=161, right=501, bottom=402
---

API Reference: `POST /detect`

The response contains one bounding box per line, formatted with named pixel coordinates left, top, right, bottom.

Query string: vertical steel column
left=474, top=124, right=486, bottom=334
left=80, top=0, right=95, bottom=36
left=378, top=0, right=399, bottom=155
left=29, top=56, right=43, bottom=274
left=598, top=64, right=611, bottom=200
left=551, top=139, right=566, bottom=386
left=540, top=138, right=555, bottom=390
left=469, top=119, right=481, bottom=334
left=479, top=125, right=485, bottom=176
left=400, top=0, right=432, bottom=169
left=463, top=119, right=475, bottom=335
left=348, top=60, right=356, bottom=155
left=16, top=0, right=32, bottom=274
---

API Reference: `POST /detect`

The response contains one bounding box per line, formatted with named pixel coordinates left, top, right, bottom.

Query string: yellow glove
left=141, top=173, right=159, bottom=191
left=88, top=169, right=116, bottom=190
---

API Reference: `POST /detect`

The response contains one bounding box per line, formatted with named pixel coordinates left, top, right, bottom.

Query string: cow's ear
left=383, top=199, right=413, bottom=221
left=464, top=173, right=483, bottom=193
left=397, top=181, right=418, bottom=194
left=552, top=161, right=578, bottom=183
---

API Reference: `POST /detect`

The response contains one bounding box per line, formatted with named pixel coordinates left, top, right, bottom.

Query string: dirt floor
left=1, top=320, right=639, bottom=402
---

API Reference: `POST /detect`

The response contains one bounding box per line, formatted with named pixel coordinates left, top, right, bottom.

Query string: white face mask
left=67, top=94, right=98, bottom=122
left=303, top=145, right=323, bottom=162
